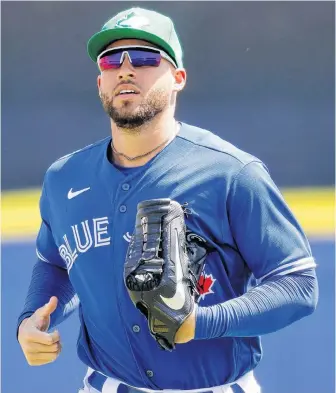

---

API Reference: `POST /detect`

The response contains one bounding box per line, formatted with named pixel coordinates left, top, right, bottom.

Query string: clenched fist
left=18, top=296, right=62, bottom=366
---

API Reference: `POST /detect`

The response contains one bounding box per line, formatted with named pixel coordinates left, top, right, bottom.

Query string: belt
left=85, top=369, right=260, bottom=393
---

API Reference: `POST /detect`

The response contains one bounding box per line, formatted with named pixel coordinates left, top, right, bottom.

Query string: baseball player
left=17, top=7, right=318, bottom=393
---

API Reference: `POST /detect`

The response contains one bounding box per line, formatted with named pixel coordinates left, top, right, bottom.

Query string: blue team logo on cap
left=116, top=11, right=150, bottom=29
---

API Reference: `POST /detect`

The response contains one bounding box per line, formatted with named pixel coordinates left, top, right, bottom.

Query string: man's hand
left=175, top=306, right=196, bottom=344
left=18, top=296, right=62, bottom=366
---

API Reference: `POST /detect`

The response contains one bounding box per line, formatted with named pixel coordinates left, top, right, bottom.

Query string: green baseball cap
left=87, top=7, right=183, bottom=68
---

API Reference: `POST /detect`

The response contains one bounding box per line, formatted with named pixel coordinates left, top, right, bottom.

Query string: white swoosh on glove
left=160, top=229, right=186, bottom=310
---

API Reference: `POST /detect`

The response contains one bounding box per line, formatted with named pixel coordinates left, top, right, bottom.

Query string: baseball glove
left=124, top=199, right=208, bottom=351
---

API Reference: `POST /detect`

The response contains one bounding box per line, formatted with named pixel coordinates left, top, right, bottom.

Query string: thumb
left=36, top=296, right=58, bottom=319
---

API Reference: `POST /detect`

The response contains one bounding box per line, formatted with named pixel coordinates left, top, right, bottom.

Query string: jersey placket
left=109, top=173, right=157, bottom=388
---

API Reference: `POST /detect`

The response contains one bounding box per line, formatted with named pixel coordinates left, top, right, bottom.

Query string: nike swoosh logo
left=160, top=229, right=186, bottom=310
left=67, top=187, right=90, bottom=199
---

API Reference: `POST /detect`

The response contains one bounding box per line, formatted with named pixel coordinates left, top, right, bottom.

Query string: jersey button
left=119, top=205, right=127, bottom=213
left=122, top=183, right=130, bottom=191
left=146, top=370, right=154, bottom=378
left=132, top=325, right=140, bottom=333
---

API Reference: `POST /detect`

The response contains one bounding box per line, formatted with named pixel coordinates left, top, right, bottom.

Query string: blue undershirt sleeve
left=17, top=260, right=78, bottom=331
left=17, top=176, right=79, bottom=334
left=195, top=268, right=318, bottom=339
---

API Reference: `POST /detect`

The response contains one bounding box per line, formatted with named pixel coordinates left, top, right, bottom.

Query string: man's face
left=97, top=39, right=186, bottom=129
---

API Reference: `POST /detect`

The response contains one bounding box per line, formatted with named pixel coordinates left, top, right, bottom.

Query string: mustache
left=114, top=80, right=139, bottom=93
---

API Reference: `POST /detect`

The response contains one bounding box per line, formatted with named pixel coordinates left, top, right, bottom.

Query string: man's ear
left=174, top=68, right=187, bottom=92
left=97, top=75, right=102, bottom=97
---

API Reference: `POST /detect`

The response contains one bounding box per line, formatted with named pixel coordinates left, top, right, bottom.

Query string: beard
left=100, top=88, right=169, bottom=129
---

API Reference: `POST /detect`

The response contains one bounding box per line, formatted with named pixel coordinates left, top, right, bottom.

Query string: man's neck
left=110, top=113, right=179, bottom=168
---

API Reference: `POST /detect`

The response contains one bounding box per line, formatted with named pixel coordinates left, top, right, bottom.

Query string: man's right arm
left=17, top=174, right=78, bottom=365
left=17, top=259, right=78, bottom=332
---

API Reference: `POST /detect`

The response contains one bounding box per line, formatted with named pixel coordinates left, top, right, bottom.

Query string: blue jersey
left=36, top=123, right=314, bottom=389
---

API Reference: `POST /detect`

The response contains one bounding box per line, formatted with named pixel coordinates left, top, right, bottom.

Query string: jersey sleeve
left=227, top=161, right=316, bottom=281
left=36, top=176, right=66, bottom=269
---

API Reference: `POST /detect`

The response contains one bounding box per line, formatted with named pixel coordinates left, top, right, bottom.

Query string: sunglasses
left=97, top=45, right=177, bottom=71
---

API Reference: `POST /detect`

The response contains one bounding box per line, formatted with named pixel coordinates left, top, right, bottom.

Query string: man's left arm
left=176, top=161, right=318, bottom=342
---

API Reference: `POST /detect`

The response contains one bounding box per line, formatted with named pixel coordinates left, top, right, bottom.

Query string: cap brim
left=87, top=28, right=177, bottom=66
